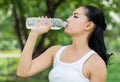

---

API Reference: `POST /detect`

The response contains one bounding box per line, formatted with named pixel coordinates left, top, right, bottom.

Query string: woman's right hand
left=30, top=16, right=53, bottom=36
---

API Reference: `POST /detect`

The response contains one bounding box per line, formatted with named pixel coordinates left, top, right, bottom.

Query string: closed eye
left=74, top=15, right=79, bottom=18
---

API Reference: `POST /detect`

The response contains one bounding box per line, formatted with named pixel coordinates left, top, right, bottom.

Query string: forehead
left=73, top=7, right=86, bottom=15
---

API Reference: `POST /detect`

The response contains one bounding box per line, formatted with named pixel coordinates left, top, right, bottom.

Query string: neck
left=71, top=35, right=91, bottom=52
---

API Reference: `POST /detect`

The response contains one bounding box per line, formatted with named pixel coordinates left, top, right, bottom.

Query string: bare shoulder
left=85, top=53, right=106, bottom=72
left=48, top=45, right=62, bottom=52
left=85, top=53, right=107, bottom=81
left=47, top=45, right=62, bottom=61
left=47, top=45, right=62, bottom=55
left=49, top=45, right=62, bottom=50
left=88, top=53, right=106, bottom=68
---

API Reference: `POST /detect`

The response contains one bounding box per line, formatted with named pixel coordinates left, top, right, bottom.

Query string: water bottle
left=26, top=17, right=67, bottom=30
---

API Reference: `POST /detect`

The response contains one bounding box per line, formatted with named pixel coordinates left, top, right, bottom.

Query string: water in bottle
left=26, top=17, right=67, bottom=30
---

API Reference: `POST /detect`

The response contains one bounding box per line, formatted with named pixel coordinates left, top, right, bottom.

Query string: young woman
left=17, top=5, right=111, bottom=82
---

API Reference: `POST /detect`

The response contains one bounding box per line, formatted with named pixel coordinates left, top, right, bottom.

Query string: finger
left=45, top=16, right=48, bottom=18
left=48, top=23, right=53, bottom=29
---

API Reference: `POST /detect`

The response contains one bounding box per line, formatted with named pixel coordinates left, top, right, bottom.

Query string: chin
left=64, top=29, right=72, bottom=36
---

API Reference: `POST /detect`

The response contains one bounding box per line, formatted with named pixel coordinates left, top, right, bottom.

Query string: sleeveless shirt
left=49, top=46, right=96, bottom=82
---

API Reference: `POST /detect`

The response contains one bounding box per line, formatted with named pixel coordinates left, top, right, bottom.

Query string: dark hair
left=83, top=5, right=112, bottom=65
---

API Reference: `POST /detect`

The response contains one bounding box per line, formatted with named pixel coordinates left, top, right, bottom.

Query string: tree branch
left=10, top=0, right=24, bottom=50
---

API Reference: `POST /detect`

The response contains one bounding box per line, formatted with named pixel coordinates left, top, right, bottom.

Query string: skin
left=17, top=7, right=107, bottom=82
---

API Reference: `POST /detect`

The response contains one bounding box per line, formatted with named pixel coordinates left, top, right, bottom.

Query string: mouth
left=65, top=23, right=68, bottom=28
left=66, top=24, right=68, bottom=27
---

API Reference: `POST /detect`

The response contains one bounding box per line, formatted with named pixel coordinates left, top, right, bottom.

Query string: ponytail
left=83, top=5, right=112, bottom=65
left=88, top=26, right=110, bottom=65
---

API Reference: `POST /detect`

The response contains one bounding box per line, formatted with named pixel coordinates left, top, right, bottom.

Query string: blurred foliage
left=107, top=55, right=120, bottom=82
left=0, top=0, right=120, bottom=81
left=0, top=0, right=120, bottom=52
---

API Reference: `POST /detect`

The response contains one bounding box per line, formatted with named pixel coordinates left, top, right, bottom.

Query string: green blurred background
left=0, top=0, right=120, bottom=82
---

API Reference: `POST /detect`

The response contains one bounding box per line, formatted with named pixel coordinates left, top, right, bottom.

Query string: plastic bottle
left=26, top=17, right=67, bottom=30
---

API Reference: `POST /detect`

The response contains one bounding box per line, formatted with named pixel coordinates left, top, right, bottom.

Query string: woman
left=17, top=5, right=111, bottom=82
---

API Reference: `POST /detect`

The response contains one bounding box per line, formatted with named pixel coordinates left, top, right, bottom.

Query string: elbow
left=16, top=71, right=29, bottom=78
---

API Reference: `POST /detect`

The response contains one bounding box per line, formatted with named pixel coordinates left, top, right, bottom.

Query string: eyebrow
left=73, top=12, right=79, bottom=15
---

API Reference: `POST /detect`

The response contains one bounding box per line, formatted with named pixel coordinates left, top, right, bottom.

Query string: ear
left=85, top=21, right=95, bottom=31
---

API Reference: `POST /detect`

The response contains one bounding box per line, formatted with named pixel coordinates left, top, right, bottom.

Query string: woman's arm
left=17, top=20, right=56, bottom=78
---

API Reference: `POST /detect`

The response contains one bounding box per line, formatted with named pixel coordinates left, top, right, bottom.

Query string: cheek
left=67, top=21, right=81, bottom=32
left=73, top=20, right=86, bottom=30
left=65, top=21, right=85, bottom=36
left=65, top=17, right=88, bottom=35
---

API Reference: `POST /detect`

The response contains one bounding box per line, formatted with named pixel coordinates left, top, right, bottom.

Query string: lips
left=65, top=23, right=68, bottom=28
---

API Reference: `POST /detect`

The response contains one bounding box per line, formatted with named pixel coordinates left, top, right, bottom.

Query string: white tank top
left=49, top=46, right=96, bottom=82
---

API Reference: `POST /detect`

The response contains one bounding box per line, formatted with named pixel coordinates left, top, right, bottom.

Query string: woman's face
left=65, top=7, right=89, bottom=36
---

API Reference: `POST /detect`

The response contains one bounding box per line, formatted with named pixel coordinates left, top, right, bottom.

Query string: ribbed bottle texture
left=26, top=18, right=67, bottom=30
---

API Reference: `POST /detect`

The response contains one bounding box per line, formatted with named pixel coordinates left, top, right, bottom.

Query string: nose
left=66, top=17, right=69, bottom=22
left=66, top=16, right=71, bottom=22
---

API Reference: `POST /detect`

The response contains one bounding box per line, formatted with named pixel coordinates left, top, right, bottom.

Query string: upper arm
left=89, top=55, right=107, bottom=82
left=28, top=45, right=61, bottom=76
